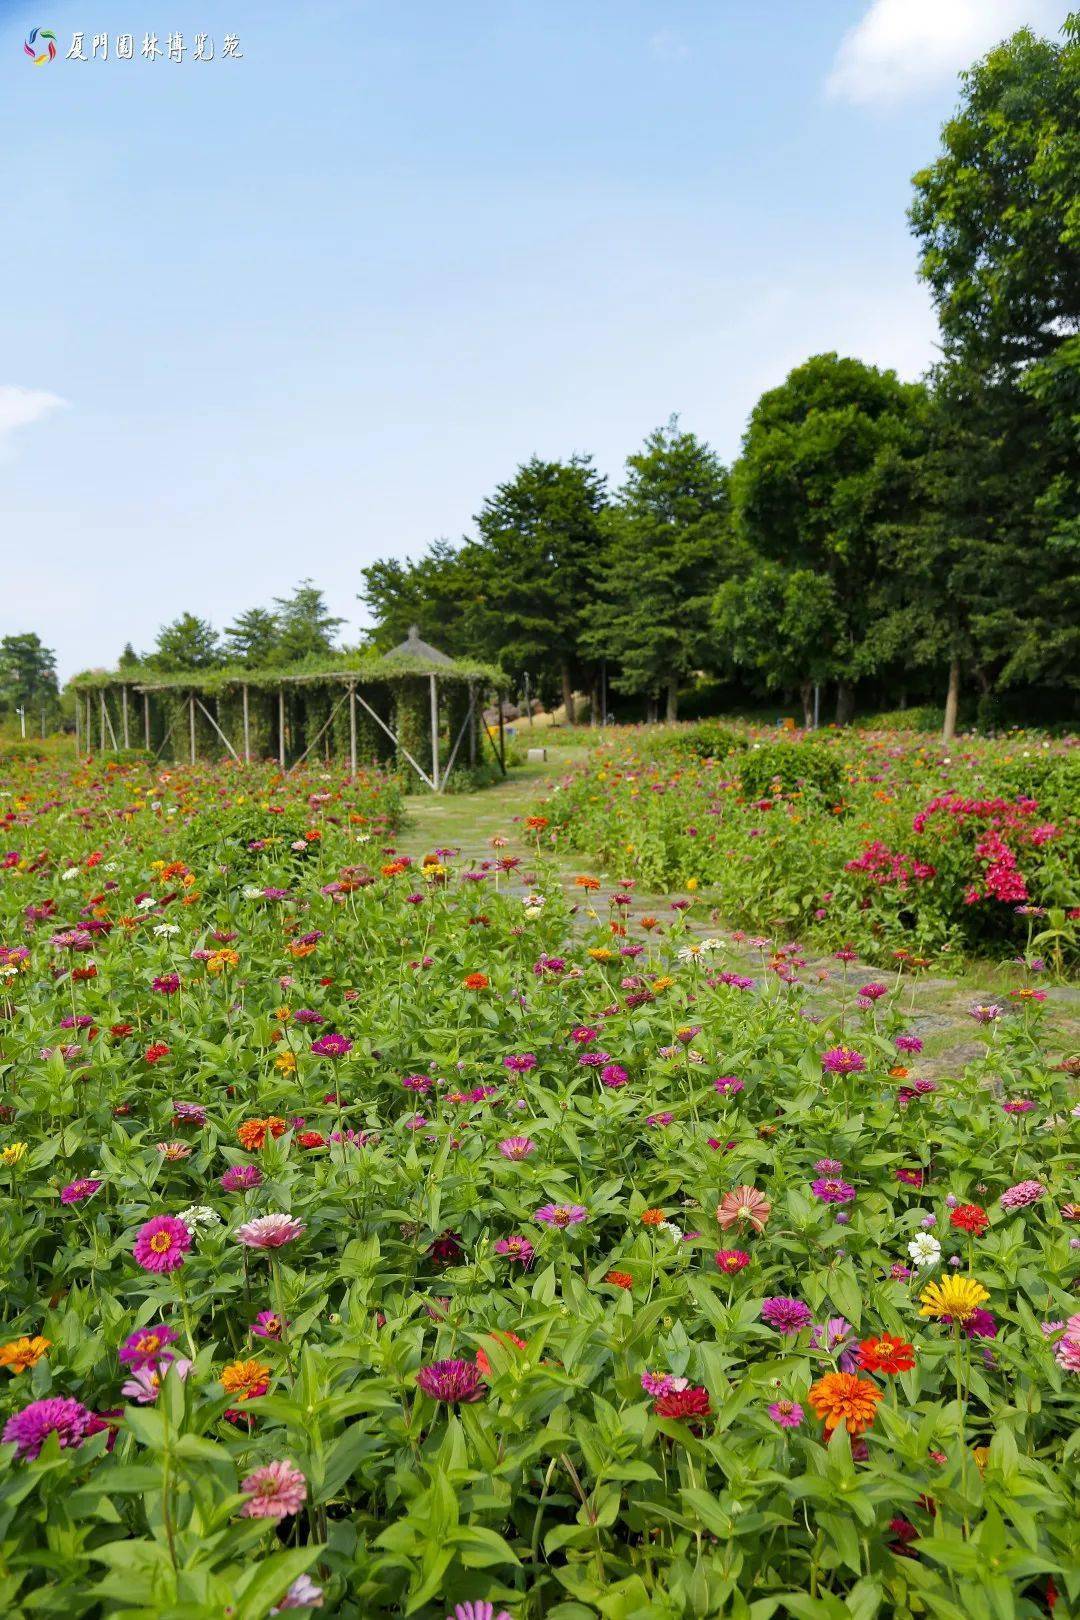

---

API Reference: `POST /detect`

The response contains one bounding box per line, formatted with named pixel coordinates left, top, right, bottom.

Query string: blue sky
left=0, top=0, right=1066, bottom=678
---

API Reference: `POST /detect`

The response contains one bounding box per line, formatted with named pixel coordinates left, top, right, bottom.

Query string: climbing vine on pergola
left=67, top=630, right=510, bottom=793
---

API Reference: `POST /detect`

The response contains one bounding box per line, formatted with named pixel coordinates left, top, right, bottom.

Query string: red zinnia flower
left=144, top=1042, right=170, bottom=1065
left=856, top=1334, right=915, bottom=1376
left=653, top=1385, right=711, bottom=1421
left=949, top=1203, right=989, bottom=1235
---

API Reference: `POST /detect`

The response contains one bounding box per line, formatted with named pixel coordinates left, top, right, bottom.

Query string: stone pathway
left=403, top=747, right=1080, bottom=1075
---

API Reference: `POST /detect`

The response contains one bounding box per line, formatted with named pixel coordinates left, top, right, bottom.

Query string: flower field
left=0, top=754, right=1078, bottom=1619
left=536, top=727, right=1080, bottom=969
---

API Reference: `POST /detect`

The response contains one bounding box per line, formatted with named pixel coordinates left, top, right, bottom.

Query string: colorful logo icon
left=24, top=27, right=57, bottom=65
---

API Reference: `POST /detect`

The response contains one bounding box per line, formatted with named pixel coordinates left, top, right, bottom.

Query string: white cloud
left=0, top=385, right=67, bottom=453
left=826, top=0, right=1062, bottom=106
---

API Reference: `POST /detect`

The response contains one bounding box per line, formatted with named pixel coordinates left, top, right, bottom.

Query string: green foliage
left=738, top=740, right=844, bottom=802
left=152, top=613, right=224, bottom=672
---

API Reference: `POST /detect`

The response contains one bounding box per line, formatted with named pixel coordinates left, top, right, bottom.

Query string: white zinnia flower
left=153, top=923, right=179, bottom=937
left=61, top=868, right=80, bottom=882
left=242, top=885, right=263, bottom=900
left=907, top=1233, right=942, bottom=1269
left=179, top=1204, right=221, bottom=1236
left=136, top=896, right=156, bottom=910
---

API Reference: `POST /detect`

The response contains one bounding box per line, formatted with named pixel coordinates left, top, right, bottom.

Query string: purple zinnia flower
left=3, top=1397, right=93, bottom=1459
left=293, top=1009, right=325, bottom=1025
left=494, top=1234, right=535, bottom=1265
left=252, top=1310, right=287, bottom=1339
left=447, top=1604, right=512, bottom=1620
left=895, top=1035, right=923, bottom=1053
left=761, top=1297, right=812, bottom=1335
left=534, top=1203, right=587, bottom=1229
left=641, top=1371, right=689, bottom=1397
left=119, top=1323, right=179, bottom=1367
left=503, top=1053, right=537, bottom=1073
left=810, top=1317, right=857, bottom=1371
left=121, top=1359, right=192, bottom=1404
left=600, top=1063, right=629, bottom=1089
left=416, top=1358, right=486, bottom=1403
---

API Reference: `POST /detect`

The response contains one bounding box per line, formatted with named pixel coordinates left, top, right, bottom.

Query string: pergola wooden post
left=469, top=681, right=476, bottom=767
left=242, top=684, right=251, bottom=764
left=143, top=692, right=151, bottom=749
left=99, top=693, right=106, bottom=751
left=348, top=683, right=357, bottom=775
left=121, top=686, right=130, bottom=749
left=429, top=674, right=440, bottom=793
left=188, top=695, right=196, bottom=765
left=278, top=688, right=286, bottom=768
left=73, top=697, right=80, bottom=758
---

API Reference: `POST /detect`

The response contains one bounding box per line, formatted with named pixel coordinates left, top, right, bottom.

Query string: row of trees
left=361, top=15, right=1080, bottom=734
left=121, top=581, right=346, bottom=674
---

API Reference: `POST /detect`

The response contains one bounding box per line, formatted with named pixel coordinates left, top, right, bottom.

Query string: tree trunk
left=834, top=679, right=855, bottom=726
left=560, top=665, right=575, bottom=727
left=800, top=681, right=814, bottom=729
left=646, top=695, right=658, bottom=724
left=666, top=672, right=679, bottom=723
left=942, top=656, right=960, bottom=742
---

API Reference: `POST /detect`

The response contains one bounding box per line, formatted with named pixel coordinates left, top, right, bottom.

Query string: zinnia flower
left=918, top=1276, right=990, bottom=1323
left=241, top=1459, right=308, bottom=1519
left=950, top=1203, right=989, bottom=1235
left=856, top=1334, right=915, bottom=1375
left=132, top=1215, right=192, bottom=1274
left=446, top=1604, right=512, bottom=1620
left=534, top=1204, right=587, bottom=1228
left=121, top=1359, right=192, bottom=1404
left=3, top=1396, right=93, bottom=1459
left=221, top=1163, right=263, bottom=1192
left=768, top=1399, right=803, bottom=1428
left=807, top=1372, right=882, bottom=1435
left=999, top=1179, right=1044, bottom=1210
left=60, top=1178, right=102, bottom=1205
left=717, top=1186, right=771, bottom=1233
left=235, top=1213, right=306, bottom=1249
left=272, top=1575, right=325, bottom=1612
left=821, top=1046, right=866, bottom=1076
left=416, top=1358, right=485, bottom=1403
left=119, top=1324, right=179, bottom=1367
left=0, top=1336, right=50, bottom=1374
left=653, top=1384, right=711, bottom=1421
left=761, top=1297, right=812, bottom=1335
left=493, top=1235, right=535, bottom=1265
left=811, top=1178, right=856, bottom=1205
left=714, top=1249, right=750, bottom=1273
left=498, top=1136, right=536, bottom=1160
left=221, top=1358, right=270, bottom=1401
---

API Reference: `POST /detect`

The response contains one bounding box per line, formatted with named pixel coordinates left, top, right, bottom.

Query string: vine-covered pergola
left=68, top=629, right=509, bottom=792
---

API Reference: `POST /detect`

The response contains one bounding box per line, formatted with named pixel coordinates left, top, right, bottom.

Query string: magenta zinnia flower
left=235, top=1213, right=306, bottom=1249
left=498, top=1136, right=536, bottom=1160
left=821, top=1046, right=866, bottom=1076
left=121, top=1358, right=192, bottom=1404
left=3, top=1397, right=93, bottom=1459
left=311, top=1032, right=352, bottom=1057
left=119, top=1323, right=179, bottom=1367
left=534, top=1203, right=587, bottom=1228
left=132, top=1215, right=192, bottom=1273
left=502, top=1053, right=537, bottom=1073
left=811, top=1177, right=856, bottom=1205
left=240, top=1459, right=308, bottom=1519
left=416, top=1358, right=486, bottom=1403
left=221, top=1163, right=263, bottom=1192
left=760, top=1297, right=812, bottom=1334
left=252, top=1310, right=287, bottom=1339
left=61, top=1178, right=102, bottom=1204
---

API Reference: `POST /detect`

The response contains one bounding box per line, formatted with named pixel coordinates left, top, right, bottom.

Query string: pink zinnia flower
left=498, top=1136, right=536, bottom=1160
left=1055, top=1333, right=1080, bottom=1374
left=132, top=1215, right=192, bottom=1274
left=3, top=1397, right=92, bottom=1459
left=447, top=1604, right=512, bottom=1620
left=811, top=1177, right=856, bottom=1205
left=252, top=1310, right=287, bottom=1339
left=271, top=1575, right=324, bottom=1612
left=241, top=1459, right=308, bottom=1519
left=121, top=1359, right=192, bottom=1404
left=601, top=1063, right=629, bottom=1088
left=641, top=1371, right=689, bottom=1397
left=311, top=1032, right=352, bottom=1057
left=503, top=1053, right=537, bottom=1073
left=235, top=1213, right=306, bottom=1249
left=999, top=1179, right=1045, bottom=1210
left=416, top=1358, right=486, bottom=1403
left=494, top=1234, right=535, bottom=1265
left=534, top=1203, right=587, bottom=1228
left=714, top=1076, right=744, bottom=1096
left=768, top=1399, right=804, bottom=1428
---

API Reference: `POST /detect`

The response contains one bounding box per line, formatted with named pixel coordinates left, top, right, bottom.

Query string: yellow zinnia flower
left=918, top=1275, right=990, bottom=1323
left=1, top=1143, right=27, bottom=1166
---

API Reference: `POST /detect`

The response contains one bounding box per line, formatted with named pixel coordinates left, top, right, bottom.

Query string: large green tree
left=728, top=354, right=929, bottom=723
left=358, top=541, right=478, bottom=656
left=0, top=633, right=59, bottom=726
left=224, top=607, right=282, bottom=668
left=272, top=581, right=344, bottom=664
left=471, top=456, right=608, bottom=722
left=909, top=14, right=1080, bottom=720
left=588, top=419, right=731, bottom=721
left=713, top=565, right=835, bottom=728
left=152, top=614, right=223, bottom=671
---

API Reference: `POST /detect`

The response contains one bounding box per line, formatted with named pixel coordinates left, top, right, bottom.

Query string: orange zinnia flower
left=574, top=876, right=601, bottom=891
left=220, top=1358, right=270, bottom=1401
left=525, top=816, right=549, bottom=831
left=237, top=1116, right=287, bottom=1152
left=640, top=1208, right=666, bottom=1226
left=717, top=1185, right=771, bottom=1234
left=206, top=948, right=240, bottom=974
left=463, top=973, right=490, bottom=990
left=474, top=1330, right=527, bottom=1375
left=640, top=916, right=659, bottom=931
left=0, top=1335, right=50, bottom=1374
left=856, top=1334, right=915, bottom=1376
left=605, top=1270, right=633, bottom=1289
left=808, top=1372, right=883, bottom=1435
